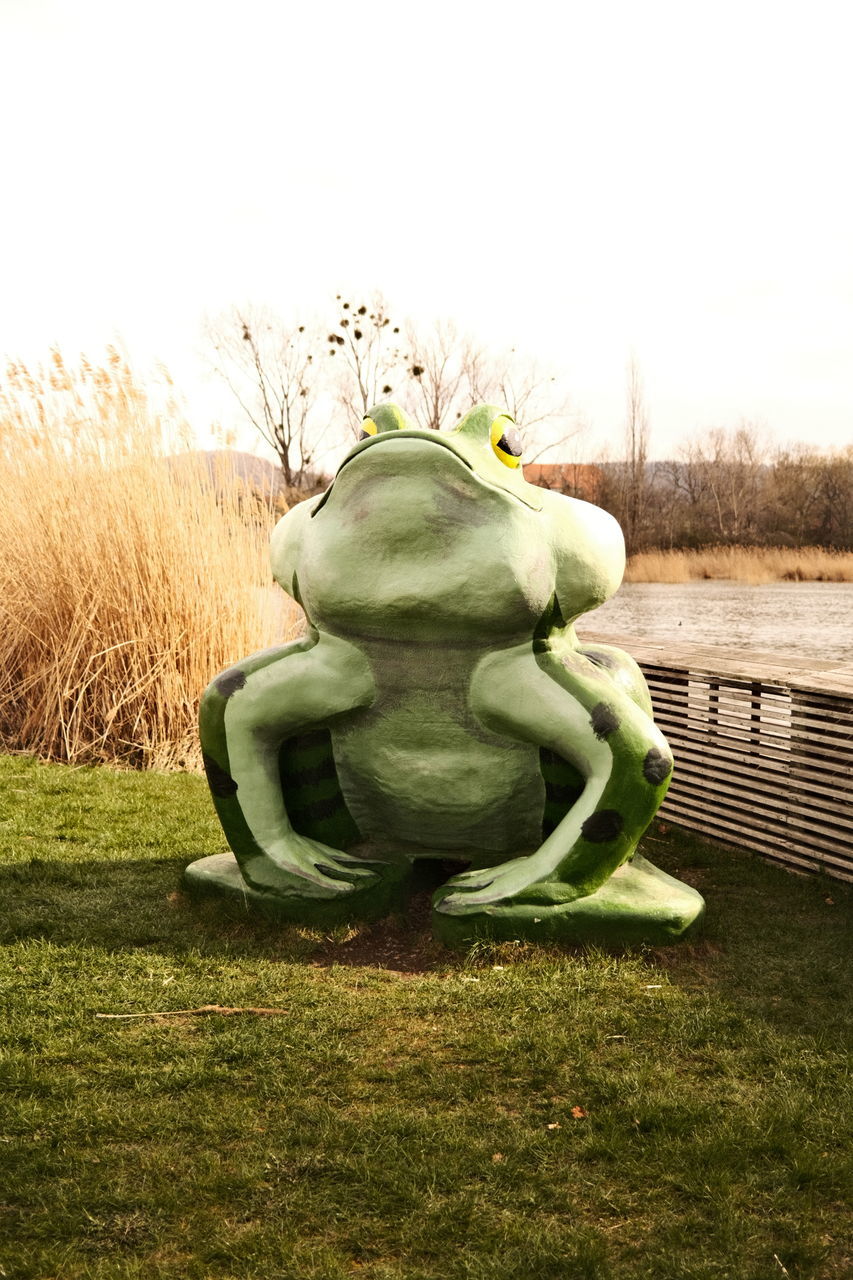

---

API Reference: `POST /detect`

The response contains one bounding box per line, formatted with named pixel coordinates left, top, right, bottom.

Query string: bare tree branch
left=205, top=305, right=324, bottom=489
left=326, top=293, right=404, bottom=433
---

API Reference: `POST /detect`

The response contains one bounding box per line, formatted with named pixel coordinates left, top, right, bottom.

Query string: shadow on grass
left=2, top=822, right=850, bottom=1041
left=0, top=851, right=451, bottom=970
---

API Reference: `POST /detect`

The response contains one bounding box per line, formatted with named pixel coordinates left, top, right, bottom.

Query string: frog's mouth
left=311, top=429, right=543, bottom=517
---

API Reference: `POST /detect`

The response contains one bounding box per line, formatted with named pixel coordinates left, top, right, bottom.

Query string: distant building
left=524, top=462, right=604, bottom=504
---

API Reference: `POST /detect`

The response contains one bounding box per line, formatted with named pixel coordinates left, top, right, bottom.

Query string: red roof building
left=523, top=462, right=604, bottom=504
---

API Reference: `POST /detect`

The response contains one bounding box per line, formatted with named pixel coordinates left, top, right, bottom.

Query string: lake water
left=577, top=581, right=853, bottom=662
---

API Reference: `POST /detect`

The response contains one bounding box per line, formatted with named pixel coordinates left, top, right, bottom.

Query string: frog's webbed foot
left=433, top=856, right=561, bottom=914
left=241, top=836, right=388, bottom=900
left=186, top=838, right=410, bottom=925
left=432, top=852, right=705, bottom=947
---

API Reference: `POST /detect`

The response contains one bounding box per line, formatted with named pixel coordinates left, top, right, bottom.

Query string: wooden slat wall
left=584, top=635, right=853, bottom=883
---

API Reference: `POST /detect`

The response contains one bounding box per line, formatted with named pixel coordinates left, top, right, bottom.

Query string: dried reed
left=626, top=546, right=853, bottom=584
left=0, top=349, right=301, bottom=770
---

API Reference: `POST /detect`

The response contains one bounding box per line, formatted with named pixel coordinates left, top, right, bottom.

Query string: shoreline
left=625, top=546, right=853, bottom=584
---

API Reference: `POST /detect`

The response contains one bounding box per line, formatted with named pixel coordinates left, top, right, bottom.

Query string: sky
left=1, top=0, right=851, bottom=463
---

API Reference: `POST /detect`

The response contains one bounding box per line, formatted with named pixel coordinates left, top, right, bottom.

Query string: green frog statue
left=185, top=404, right=704, bottom=945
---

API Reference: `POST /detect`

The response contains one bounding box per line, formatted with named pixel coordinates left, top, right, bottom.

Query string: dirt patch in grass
left=308, top=889, right=445, bottom=974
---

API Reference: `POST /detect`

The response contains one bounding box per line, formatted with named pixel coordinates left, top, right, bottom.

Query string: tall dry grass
left=0, top=349, right=301, bottom=770
left=626, top=546, right=853, bottom=584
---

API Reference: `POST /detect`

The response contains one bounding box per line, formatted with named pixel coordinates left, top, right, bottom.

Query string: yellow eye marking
left=360, top=416, right=378, bottom=440
left=489, top=415, right=523, bottom=468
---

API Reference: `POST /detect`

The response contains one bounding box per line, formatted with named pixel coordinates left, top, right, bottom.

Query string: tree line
left=599, top=427, right=853, bottom=554
left=208, top=299, right=852, bottom=552
left=205, top=294, right=578, bottom=490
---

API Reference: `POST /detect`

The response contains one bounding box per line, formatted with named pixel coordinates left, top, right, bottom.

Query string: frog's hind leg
left=185, top=634, right=409, bottom=925
left=433, top=641, right=704, bottom=946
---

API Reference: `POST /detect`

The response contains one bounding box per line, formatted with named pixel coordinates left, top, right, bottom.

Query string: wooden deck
left=585, top=634, right=853, bottom=883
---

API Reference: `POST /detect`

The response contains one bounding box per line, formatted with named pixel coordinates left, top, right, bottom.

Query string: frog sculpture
left=185, top=404, right=704, bottom=945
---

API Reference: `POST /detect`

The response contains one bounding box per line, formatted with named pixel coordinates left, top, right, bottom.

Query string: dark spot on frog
left=581, top=810, right=624, bottom=842
left=215, top=668, right=247, bottom=698
left=558, top=651, right=608, bottom=682
left=582, top=647, right=619, bottom=671
left=643, top=747, right=674, bottom=785
left=590, top=702, right=620, bottom=738
left=202, top=752, right=238, bottom=798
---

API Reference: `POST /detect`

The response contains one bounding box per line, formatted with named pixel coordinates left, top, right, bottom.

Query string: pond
left=577, top=580, right=853, bottom=662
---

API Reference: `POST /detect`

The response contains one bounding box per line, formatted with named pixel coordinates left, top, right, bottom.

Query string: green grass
left=1, top=755, right=851, bottom=1280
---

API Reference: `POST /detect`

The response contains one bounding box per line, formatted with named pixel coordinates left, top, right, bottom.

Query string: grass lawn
left=1, top=755, right=850, bottom=1280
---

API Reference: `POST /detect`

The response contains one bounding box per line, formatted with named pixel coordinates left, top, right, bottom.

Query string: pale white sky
left=1, top=0, right=851, bottom=461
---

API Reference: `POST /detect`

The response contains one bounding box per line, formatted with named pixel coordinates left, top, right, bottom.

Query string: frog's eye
left=359, top=406, right=409, bottom=439
left=490, top=415, right=523, bottom=468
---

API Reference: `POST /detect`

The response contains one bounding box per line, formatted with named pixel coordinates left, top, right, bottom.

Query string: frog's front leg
left=185, top=632, right=404, bottom=922
left=433, top=641, right=701, bottom=943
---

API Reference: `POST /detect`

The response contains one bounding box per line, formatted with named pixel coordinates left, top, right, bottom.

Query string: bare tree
left=766, top=444, right=824, bottom=544
left=679, top=422, right=767, bottom=543
left=403, top=320, right=470, bottom=431
left=207, top=298, right=581, bottom=481
left=205, top=306, right=327, bottom=489
left=461, top=343, right=579, bottom=464
left=619, top=355, right=650, bottom=552
left=652, top=453, right=711, bottom=548
left=363, top=313, right=581, bottom=462
left=795, top=446, right=853, bottom=548
left=763, top=443, right=853, bottom=548
left=325, top=293, right=405, bottom=432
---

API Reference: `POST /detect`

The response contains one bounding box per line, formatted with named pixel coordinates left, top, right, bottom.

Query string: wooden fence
left=587, top=635, right=853, bottom=883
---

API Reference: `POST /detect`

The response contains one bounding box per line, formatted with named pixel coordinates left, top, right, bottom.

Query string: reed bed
left=626, top=545, right=853, bottom=584
left=0, top=350, right=301, bottom=770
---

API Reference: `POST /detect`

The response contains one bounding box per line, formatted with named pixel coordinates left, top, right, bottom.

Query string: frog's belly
left=331, top=722, right=545, bottom=858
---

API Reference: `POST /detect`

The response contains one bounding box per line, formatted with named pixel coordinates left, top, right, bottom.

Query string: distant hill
left=166, top=449, right=288, bottom=495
